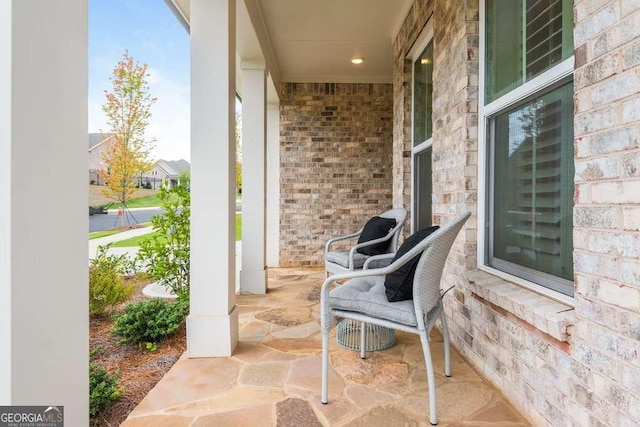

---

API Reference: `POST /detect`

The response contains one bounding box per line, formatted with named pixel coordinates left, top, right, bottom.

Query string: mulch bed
left=89, top=277, right=187, bottom=426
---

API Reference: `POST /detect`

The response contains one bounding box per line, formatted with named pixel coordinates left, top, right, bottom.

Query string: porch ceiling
left=168, top=0, right=412, bottom=87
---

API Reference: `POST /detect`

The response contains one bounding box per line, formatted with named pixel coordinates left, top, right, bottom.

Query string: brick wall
left=393, top=0, right=640, bottom=425
left=279, top=83, right=394, bottom=266
left=392, top=2, right=433, bottom=213
left=571, top=0, right=640, bottom=424
left=430, top=0, right=479, bottom=275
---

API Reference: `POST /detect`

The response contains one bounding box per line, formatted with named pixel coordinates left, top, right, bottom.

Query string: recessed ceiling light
left=351, top=57, right=364, bottom=65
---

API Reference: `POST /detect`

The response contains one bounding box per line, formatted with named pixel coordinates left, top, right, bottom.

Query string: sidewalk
left=105, top=206, right=163, bottom=214
left=89, top=226, right=155, bottom=260
left=89, top=227, right=243, bottom=287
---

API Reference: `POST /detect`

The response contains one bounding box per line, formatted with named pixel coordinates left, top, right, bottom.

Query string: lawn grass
left=236, top=212, right=242, bottom=241
left=89, top=223, right=152, bottom=240
left=111, top=213, right=242, bottom=247
left=123, top=194, right=163, bottom=208
left=89, top=229, right=124, bottom=240
left=110, top=231, right=165, bottom=247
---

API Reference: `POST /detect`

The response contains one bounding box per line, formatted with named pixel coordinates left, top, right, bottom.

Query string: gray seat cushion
left=329, top=276, right=417, bottom=327
left=325, top=251, right=369, bottom=269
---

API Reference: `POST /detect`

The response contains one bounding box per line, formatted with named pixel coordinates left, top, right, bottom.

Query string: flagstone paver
left=239, top=361, right=290, bottom=387
left=271, top=320, right=321, bottom=339
left=276, top=398, right=323, bottom=427
left=122, top=267, right=531, bottom=427
left=191, top=404, right=273, bottom=427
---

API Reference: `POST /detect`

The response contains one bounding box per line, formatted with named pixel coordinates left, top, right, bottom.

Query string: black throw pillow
left=384, top=226, right=440, bottom=302
left=356, top=216, right=397, bottom=256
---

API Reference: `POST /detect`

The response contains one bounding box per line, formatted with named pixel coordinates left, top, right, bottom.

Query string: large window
left=483, top=0, right=575, bottom=296
left=485, top=0, right=574, bottom=103
left=414, top=146, right=433, bottom=229
left=414, top=43, right=434, bottom=145
left=412, top=40, right=434, bottom=231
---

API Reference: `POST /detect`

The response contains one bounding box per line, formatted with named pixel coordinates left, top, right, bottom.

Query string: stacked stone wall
left=278, top=83, right=394, bottom=266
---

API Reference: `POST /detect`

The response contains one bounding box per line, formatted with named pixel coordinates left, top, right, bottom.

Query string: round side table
left=336, top=319, right=396, bottom=351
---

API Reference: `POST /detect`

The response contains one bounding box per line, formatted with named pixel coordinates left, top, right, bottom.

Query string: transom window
left=413, top=42, right=434, bottom=146
left=482, top=0, right=575, bottom=297
left=485, top=0, right=574, bottom=103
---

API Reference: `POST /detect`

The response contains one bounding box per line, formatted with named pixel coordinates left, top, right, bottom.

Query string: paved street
left=89, top=208, right=163, bottom=232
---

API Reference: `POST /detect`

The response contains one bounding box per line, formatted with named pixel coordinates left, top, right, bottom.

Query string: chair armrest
left=321, top=230, right=441, bottom=294
left=320, top=237, right=436, bottom=331
left=347, top=230, right=396, bottom=260
left=363, top=253, right=395, bottom=270
left=325, top=229, right=363, bottom=252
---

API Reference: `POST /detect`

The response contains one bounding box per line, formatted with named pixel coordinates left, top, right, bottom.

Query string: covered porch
left=121, top=268, right=529, bottom=426
left=3, top=0, right=639, bottom=425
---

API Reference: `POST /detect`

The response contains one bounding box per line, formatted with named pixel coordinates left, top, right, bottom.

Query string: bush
left=137, top=174, right=190, bottom=297
left=89, top=245, right=135, bottom=316
left=111, top=297, right=189, bottom=345
left=90, top=364, right=121, bottom=417
left=89, top=347, right=121, bottom=418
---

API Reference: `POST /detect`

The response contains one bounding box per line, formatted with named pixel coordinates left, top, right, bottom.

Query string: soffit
left=169, top=0, right=412, bottom=86
left=257, top=0, right=412, bottom=83
left=170, top=0, right=190, bottom=23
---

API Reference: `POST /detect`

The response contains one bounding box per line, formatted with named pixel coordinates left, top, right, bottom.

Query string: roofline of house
left=88, top=134, right=115, bottom=152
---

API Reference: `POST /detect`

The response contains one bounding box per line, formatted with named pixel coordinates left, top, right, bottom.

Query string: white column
left=188, top=0, right=238, bottom=357
left=240, top=61, right=267, bottom=294
left=0, top=1, right=88, bottom=424
left=266, top=102, right=281, bottom=267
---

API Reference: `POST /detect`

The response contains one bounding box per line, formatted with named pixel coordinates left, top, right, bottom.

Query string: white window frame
left=409, top=20, right=434, bottom=233
left=477, top=0, right=575, bottom=306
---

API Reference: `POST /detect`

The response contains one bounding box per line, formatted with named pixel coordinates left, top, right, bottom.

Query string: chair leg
left=440, top=310, right=451, bottom=377
left=419, top=332, right=438, bottom=425
left=360, top=321, right=366, bottom=359
left=322, top=331, right=329, bottom=404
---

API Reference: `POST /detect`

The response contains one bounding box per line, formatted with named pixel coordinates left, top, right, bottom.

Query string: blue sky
left=89, top=0, right=191, bottom=161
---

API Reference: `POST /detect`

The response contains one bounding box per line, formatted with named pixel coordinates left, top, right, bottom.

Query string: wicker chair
left=324, top=208, right=407, bottom=278
left=320, top=211, right=471, bottom=425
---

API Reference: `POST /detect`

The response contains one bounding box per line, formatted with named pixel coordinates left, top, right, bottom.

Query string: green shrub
left=111, top=297, right=189, bottom=344
left=89, top=347, right=121, bottom=418
left=137, top=174, right=190, bottom=297
left=89, top=364, right=121, bottom=417
left=89, top=245, right=135, bottom=316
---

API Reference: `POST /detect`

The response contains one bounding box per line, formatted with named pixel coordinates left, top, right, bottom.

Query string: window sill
left=465, top=269, right=574, bottom=343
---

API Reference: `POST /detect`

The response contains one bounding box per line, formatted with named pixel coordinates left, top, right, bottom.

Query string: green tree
left=235, top=110, right=242, bottom=194
left=137, top=173, right=190, bottom=297
left=100, top=50, right=156, bottom=225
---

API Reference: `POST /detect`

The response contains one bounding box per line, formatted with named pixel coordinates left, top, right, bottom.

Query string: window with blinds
left=483, top=0, right=574, bottom=296
left=412, top=40, right=434, bottom=232
left=489, top=82, right=574, bottom=295
left=485, top=0, right=573, bottom=103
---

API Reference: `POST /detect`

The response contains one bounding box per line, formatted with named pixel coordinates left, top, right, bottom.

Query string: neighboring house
left=142, top=159, right=190, bottom=189
left=88, top=132, right=114, bottom=185
left=88, top=133, right=190, bottom=189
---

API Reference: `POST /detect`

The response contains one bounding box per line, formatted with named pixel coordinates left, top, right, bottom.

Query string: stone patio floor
left=122, top=268, right=531, bottom=426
